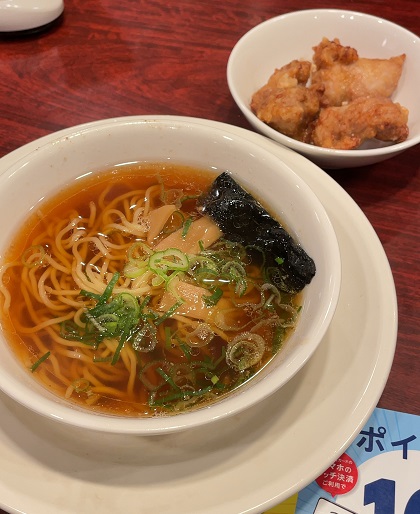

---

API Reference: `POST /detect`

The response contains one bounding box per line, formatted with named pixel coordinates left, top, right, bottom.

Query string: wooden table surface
left=0, top=1, right=419, bottom=512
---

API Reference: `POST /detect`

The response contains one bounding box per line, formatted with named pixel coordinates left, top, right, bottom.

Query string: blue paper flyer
left=266, top=407, right=420, bottom=514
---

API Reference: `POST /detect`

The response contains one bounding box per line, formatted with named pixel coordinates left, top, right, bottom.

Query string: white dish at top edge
left=0, top=0, right=63, bottom=32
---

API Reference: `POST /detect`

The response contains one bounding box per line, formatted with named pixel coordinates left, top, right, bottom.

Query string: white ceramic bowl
left=227, top=9, right=420, bottom=169
left=0, top=116, right=340, bottom=435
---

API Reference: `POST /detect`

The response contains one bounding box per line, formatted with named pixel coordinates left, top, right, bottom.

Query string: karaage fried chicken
left=312, top=37, right=358, bottom=68
left=250, top=38, right=409, bottom=149
left=310, top=96, right=409, bottom=149
left=251, top=60, right=321, bottom=141
left=265, top=59, right=312, bottom=88
left=251, top=86, right=321, bottom=140
left=311, top=38, right=406, bottom=107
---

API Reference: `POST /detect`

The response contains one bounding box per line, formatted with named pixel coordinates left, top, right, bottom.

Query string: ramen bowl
left=0, top=116, right=340, bottom=435
left=227, top=9, right=420, bottom=169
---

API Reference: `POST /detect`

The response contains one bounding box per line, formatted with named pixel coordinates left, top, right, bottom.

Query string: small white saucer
left=0, top=0, right=64, bottom=32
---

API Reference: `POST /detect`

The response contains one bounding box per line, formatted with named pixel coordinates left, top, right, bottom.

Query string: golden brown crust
left=310, top=96, right=409, bottom=149
left=250, top=38, right=409, bottom=149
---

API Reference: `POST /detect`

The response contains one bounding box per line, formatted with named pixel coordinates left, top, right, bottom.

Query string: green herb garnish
left=181, top=218, right=193, bottom=239
left=203, top=287, right=223, bottom=307
left=30, top=351, right=51, bottom=372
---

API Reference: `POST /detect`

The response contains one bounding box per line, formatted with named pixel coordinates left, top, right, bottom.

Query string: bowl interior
left=0, top=117, right=341, bottom=434
left=227, top=9, right=420, bottom=168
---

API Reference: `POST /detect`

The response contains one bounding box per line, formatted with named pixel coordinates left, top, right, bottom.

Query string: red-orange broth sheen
left=0, top=164, right=300, bottom=417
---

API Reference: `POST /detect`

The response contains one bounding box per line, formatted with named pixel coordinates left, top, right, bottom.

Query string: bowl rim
left=0, top=115, right=341, bottom=435
left=227, top=8, right=420, bottom=158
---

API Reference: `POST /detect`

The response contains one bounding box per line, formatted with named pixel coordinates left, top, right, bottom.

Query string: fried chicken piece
left=251, top=60, right=321, bottom=141
left=310, top=96, right=409, bottom=149
left=311, top=38, right=406, bottom=107
left=265, top=59, right=312, bottom=88
left=312, top=37, right=358, bottom=68
left=251, top=85, right=321, bottom=141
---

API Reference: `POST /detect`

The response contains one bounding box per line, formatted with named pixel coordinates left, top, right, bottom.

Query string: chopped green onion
left=96, top=313, right=119, bottom=334
left=149, top=385, right=213, bottom=407
left=123, top=261, right=149, bottom=279
left=203, top=287, right=223, bottom=307
left=111, top=326, right=129, bottom=365
left=139, top=295, right=152, bottom=313
left=192, top=359, right=216, bottom=372
left=163, top=210, right=185, bottom=234
left=131, top=320, right=158, bottom=352
left=275, top=256, right=284, bottom=265
left=165, top=272, right=184, bottom=302
left=156, top=367, right=180, bottom=390
left=30, top=351, right=51, bottom=372
left=226, top=333, right=265, bottom=371
left=79, top=290, right=102, bottom=301
left=127, top=241, right=153, bottom=262
left=245, top=244, right=266, bottom=267
left=155, top=300, right=183, bottom=326
left=180, top=194, right=200, bottom=203
left=76, top=277, right=145, bottom=364
left=138, top=360, right=166, bottom=391
left=195, top=268, right=217, bottom=279
left=161, top=189, right=184, bottom=207
left=99, top=272, right=120, bottom=305
left=148, top=248, right=189, bottom=283
left=118, top=293, right=140, bottom=316
left=175, top=337, right=192, bottom=360
left=181, top=218, right=193, bottom=239
left=72, top=378, right=90, bottom=393
left=80, top=272, right=120, bottom=307
left=164, top=326, right=172, bottom=348
left=272, top=325, right=285, bottom=355
left=151, top=248, right=189, bottom=271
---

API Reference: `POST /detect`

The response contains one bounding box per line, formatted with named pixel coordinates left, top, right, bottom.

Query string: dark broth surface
left=0, top=164, right=300, bottom=417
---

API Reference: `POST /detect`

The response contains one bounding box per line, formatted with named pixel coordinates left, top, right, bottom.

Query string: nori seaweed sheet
left=198, top=172, right=316, bottom=294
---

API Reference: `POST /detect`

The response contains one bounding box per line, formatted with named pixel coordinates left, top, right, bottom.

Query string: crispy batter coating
left=310, top=96, right=409, bottom=149
left=311, top=38, right=406, bottom=107
left=251, top=86, right=321, bottom=141
left=265, top=59, right=312, bottom=88
left=250, top=38, right=409, bottom=149
left=312, top=37, right=358, bottom=68
left=251, top=60, right=320, bottom=141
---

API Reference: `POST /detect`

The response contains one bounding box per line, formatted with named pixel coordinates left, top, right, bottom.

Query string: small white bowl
left=227, top=9, right=420, bottom=169
left=0, top=116, right=340, bottom=435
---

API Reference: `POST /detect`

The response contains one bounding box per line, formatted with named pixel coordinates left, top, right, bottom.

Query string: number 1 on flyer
left=364, top=479, right=420, bottom=514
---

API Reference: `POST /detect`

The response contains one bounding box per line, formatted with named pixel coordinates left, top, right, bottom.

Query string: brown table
left=0, top=1, right=419, bottom=512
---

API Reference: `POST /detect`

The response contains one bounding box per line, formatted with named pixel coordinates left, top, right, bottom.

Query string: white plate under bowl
left=0, top=118, right=397, bottom=514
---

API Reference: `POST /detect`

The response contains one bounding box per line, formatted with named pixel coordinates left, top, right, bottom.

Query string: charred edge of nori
left=198, top=172, right=316, bottom=294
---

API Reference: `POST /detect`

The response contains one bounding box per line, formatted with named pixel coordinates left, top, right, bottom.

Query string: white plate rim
left=0, top=116, right=397, bottom=514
